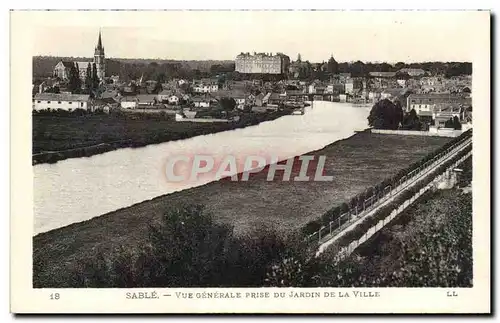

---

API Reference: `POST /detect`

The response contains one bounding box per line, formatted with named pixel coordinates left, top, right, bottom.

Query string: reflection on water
left=33, top=101, right=370, bottom=235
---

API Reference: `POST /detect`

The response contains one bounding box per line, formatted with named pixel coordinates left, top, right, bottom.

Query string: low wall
left=176, top=117, right=231, bottom=123
left=371, top=129, right=463, bottom=138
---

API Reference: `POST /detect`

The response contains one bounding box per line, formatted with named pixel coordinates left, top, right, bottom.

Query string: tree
left=67, top=62, right=82, bottom=93
left=152, top=73, right=165, bottom=94
left=219, top=97, right=236, bottom=111
left=367, top=99, right=403, bottom=130
left=402, top=109, right=422, bottom=130
left=92, top=63, right=100, bottom=90
left=378, top=62, right=393, bottom=72
left=452, top=116, right=462, bottom=130
left=395, top=62, right=406, bottom=70
left=84, top=63, right=92, bottom=90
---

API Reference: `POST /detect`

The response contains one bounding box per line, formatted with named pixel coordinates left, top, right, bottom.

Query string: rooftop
left=34, top=93, right=90, bottom=102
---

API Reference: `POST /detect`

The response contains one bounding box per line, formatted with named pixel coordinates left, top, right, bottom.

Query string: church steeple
left=94, top=29, right=106, bottom=81
left=94, top=29, right=105, bottom=55
left=97, top=30, right=103, bottom=50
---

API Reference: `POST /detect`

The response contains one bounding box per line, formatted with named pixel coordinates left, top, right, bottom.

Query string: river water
left=33, top=101, right=370, bottom=235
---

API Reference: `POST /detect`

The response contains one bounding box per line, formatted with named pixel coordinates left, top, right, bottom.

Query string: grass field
left=33, top=132, right=451, bottom=287
left=32, top=111, right=287, bottom=163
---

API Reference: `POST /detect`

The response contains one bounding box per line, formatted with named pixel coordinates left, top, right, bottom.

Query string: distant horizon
left=33, top=55, right=472, bottom=65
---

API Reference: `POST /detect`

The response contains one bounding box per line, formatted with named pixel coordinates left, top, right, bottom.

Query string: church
left=53, top=31, right=106, bottom=82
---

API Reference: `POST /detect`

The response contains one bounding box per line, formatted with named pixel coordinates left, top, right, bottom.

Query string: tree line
left=34, top=55, right=472, bottom=84
left=294, top=54, right=472, bottom=78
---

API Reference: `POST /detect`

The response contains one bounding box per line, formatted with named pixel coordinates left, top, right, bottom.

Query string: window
left=58, top=101, right=61, bottom=104
left=69, top=102, right=72, bottom=104
left=47, top=101, right=51, bottom=104
left=37, top=101, right=41, bottom=103
left=80, top=102, right=84, bottom=107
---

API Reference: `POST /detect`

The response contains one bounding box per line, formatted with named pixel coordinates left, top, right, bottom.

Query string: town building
left=33, top=93, right=90, bottom=111
left=406, top=93, right=471, bottom=113
left=368, top=72, right=397, bottom=78
left=192, top=79, right=219, bottom=93
left=397, top=68, right=426, bottom=77
left=235, top=52, right=290, bottom=74
left=406, top=93, right=472, bottom=124
left=345, top=78, right=364, bottom=95
left=120, top=96, right=138, bottom=109
left=136, top=94, right=158, bottom=107
left=52, top=30, right=106, bottom=82
left=192, top=96, right=211, bottom=108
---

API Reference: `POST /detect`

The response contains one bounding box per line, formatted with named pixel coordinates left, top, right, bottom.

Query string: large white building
left=235, top=52, right=290, bottom=74
left=33, top=93, right=91, bottom=111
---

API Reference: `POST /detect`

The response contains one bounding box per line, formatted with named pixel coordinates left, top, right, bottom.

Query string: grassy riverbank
left=32, top=110, right=289, bottom=164
left=33, top=132, right=451, bottom=287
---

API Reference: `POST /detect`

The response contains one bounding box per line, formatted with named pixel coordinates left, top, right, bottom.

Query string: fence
left=304, top=131, right=472, bottom=247
left=327, top=150, right=472, bottom=260
left=371, top=129, right=463, bottom=138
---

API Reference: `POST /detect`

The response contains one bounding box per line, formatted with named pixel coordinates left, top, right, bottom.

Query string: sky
left=25, top=10, right=486, bottom=63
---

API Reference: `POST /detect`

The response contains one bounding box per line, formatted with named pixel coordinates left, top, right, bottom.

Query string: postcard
left=10, top=9, right=490, bottom=314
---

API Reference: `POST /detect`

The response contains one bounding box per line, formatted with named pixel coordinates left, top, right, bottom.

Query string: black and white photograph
left=10, top=9, right=490, bottom=314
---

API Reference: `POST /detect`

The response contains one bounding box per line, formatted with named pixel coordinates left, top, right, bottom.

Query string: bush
left=66, top=204, right=316, bottom=287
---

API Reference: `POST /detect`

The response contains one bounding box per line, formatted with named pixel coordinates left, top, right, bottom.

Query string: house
left=192, top=96, right=211, bottom=108
left=326, top=84, right=345, bottom=94
left=269, top=92, right=285, bottom=105
left=232, top=94, right=246, bottom=110
left=168, top=95, right=180, bottom=105
left=33, top=93, right=90, bottom=111
left=157, top=90, right=172, bottom=103
left=369, top=71, right=397, bottom=78
left=398, top=68, right=426, bottom=77
left=136, top=94, right=158, bottom=107
left=255, top=93, right=265, bottom=107
left=255, top=92, right=271, bottom=107
left=406, top=93, right=471, bottom=124
left=262, top=92, right=271, bottom=105
left=433, top=104, right=462, bottom=126
left=192, top=79, right=219, bottom=93
left=345, top=78, right=363, bottom=95
left=396, top=79, right=407, bottom=87
left=93, top=97, right=120, bottom=113
left=120, top=96, right=138, bottom=109
left=100, top=89, right=120, bottom=100
left=406, top=93, right=471, bottom=114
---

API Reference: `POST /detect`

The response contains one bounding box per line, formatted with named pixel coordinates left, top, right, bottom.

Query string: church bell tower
left=94, top=30, right=106, bottom=81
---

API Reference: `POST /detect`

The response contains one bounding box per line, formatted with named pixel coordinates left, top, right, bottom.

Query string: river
left=33, top=101, right=370, bottom=235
